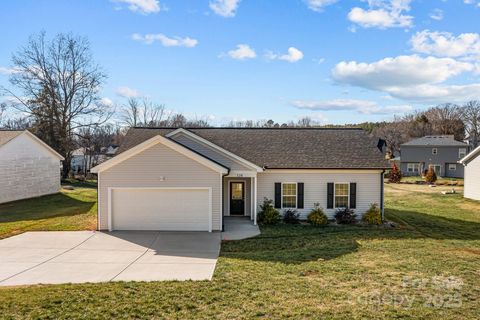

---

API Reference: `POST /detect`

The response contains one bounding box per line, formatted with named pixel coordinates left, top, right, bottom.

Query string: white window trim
left=448, top=164, right=457, bottom=171
left=407, top=163, right=419, bottom=173
left=281, top=182, right=297, bottom=209
left=334, top=182, right=350, bottom=209
left=458, top=148, right=467, bottom=159
left=428, top=164, right=442, bottom=176
left=432, top=148, right=438, bottom=155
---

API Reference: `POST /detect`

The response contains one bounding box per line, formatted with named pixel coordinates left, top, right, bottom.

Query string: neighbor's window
left=282, top=183, right=297, bottom=208
left=459, top=148, right=467, bottom=159
left=334, top=183, right=349, bottom=208
left=432, top=148, right=438, bottom=155
left=449, top=164, right=457, bottom=171
left=407, top=163, right=420, bottom=173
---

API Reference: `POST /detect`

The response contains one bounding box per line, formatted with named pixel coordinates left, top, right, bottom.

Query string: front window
left=282, top=183, right=297, bottom=208
left=432, top=148, right=438, bottom=155
left=459, top=148, right=467, bottom=159
left=407, top=163, right=420, bottom=173
left=335, top=183, right=349, bottom=208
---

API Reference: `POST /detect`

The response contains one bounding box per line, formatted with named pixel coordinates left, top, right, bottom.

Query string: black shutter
left=274, top=183, right=281, bottom=208
left=350, top=183, right=357, bottom=209
left=297, top=183, right=304, bottom=209
left=327, top=183, right=334, bottom=209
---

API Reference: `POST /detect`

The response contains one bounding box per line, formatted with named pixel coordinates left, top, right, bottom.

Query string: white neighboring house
left=71, top=146, right=118, bottom=174
left=459, top=146, right=480, bottom=201
left=0, top=130, right=64, bottom=204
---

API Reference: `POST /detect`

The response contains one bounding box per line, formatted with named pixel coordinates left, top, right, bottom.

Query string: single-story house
left=91, top=128, right=389, bottom=232
left=459, top=145, right=480, bottom=200
left=0, top=130, right=64, bottom=204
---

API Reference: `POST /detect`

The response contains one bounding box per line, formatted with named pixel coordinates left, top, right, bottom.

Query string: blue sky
left=1, top=0, right=480, bottom=125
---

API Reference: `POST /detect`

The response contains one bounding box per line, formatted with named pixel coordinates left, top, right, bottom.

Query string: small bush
left=257, top=198, right=280, bottom=225
left=282, top=209, right=300, bottom=224
left=362, top=203, right=382, bottom=225
left=425, top=167, right=438, bottom=184
left=388, top=163, right=402, bottom=183
left=334, top=207, right=357, bottom=224
left=307, top=203, right=328, bottom=226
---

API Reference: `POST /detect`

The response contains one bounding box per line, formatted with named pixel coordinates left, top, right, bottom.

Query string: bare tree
left=121, top=97, right=169, bottom=127
left=0, top=32, right=110, bottom=177
left=461, top=100, right=480, bottom=148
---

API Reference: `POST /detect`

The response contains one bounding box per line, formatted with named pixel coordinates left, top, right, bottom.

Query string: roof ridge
left=131, top=127, right=364, bottom=130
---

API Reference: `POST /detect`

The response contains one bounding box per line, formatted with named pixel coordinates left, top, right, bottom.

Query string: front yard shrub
left=283, top=209, right=300, bottom=224
left=257, top=198, right=280, bottom=225
left=334, top=207, right=357, bottom=224
left=425, top=167, right=437, bottom=184
left=388, top=163, right=402, bottom=183
left=307, top=203, right=328, bottom=226
left=362, top=203, right=382, bottom=225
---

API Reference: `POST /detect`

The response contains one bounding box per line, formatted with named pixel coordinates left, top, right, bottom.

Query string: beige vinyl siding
left=98, top=142, right=222, bottom=230
left=256, top=170, right=382, bottom=219
left=464, top=155, right=480, bottom=200
left=171, top=132, right=252, bottom=171
left=0, top=134, right=61, bottom=204
left=223, top=177, right=251, bottom=216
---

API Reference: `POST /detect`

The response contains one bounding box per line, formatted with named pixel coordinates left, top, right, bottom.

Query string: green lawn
left=0, top=180, right=97, bottom=239
left=0, top=184, right=479, bottom=319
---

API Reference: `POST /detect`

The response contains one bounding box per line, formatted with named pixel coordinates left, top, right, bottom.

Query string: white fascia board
left=166, top=128, right=263, bottom=172
left=459, top=145, right=480, bottom=165
left=23, top=131, right=65, bottom=160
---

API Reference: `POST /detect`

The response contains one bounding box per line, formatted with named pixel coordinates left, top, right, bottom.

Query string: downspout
left=380, top=170, right=385, bottom=221
left=221, top=171, right=229, bottom=232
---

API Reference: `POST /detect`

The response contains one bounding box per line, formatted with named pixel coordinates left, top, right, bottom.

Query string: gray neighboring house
left=0, top=130, right=64, bottom=204
left=459, top=146, right=480, bottom=200
left=91, top=128, right=389, bottom=232
left=400, top=135, right=469, bottom=178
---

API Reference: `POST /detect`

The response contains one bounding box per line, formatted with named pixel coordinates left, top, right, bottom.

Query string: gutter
left=380, top=170, right=385, bottom=221
left=221, top=170, right=230, bottom=232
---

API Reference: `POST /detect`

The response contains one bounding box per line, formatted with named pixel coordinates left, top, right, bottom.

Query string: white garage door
left=111, top=188, right=211, bottom=231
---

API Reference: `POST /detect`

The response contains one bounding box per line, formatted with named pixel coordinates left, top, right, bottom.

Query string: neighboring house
left=400, top=135, right=469, bottom=178
left=0, top=130, right=64, bottom=204
left=71, top=145, right=118, bottom=174
left=459, top=146, right=480, bottom=201
left=91, top=128, right=389, bottom=232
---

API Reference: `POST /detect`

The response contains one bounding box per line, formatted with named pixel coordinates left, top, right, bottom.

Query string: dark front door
left=230, top=182, right=245, bottom=215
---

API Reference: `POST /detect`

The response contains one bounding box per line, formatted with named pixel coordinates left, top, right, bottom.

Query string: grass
left=0, top=180, right=97, bottom=239
left=0, top=184, right=479, bottom=319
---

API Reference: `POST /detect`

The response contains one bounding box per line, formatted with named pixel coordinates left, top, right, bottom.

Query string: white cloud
left=115, top=86, right=140, bottom=98
left=226, top=44, right=256, bottom=60
left=112, top=0, right=160, bottom=14
left=410, top=30, right=480, bottom=58
left=209, top=0, right=240, bottom=17
left=429, top=8, right=444, bottom=21
left=464, top=0, right=480, bottom=7
left=332, top=55, right=473, bottom=90
left=0, top=67, right=21, bottom=75
left=132, top=33, right=198, bottom=47
left=304, top=0, right=338, bottom=12
left=291, top=99, right=412, bottom=115
left=99, top=97, right=114, bottom=107
left=348, top=0, right=413, bottom=29
left=331, top=55, right=480, bottom=103
left=266, top=47, right=304, bottom=63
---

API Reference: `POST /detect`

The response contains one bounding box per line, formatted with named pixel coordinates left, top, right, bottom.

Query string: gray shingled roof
left=401, top=135, right=468, bottom=147
left=117, top=127, right=389, bottom=169
left=0, top=130, right=23, bottom=147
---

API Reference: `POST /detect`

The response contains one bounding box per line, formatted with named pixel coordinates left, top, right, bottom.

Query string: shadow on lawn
left=0, top=192, right=95, bottom=223
left=221, top=209, right=480, bottom=264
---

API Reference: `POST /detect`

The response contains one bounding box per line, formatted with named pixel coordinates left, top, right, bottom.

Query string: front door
left=230, top=182, right=245, bottom=215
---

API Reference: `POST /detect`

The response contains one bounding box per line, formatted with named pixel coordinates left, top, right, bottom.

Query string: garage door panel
left=111, top=188, right=210, bottom=231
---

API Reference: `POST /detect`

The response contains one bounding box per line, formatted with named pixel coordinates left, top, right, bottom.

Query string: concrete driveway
left=0, top=231, right=220, bottom=286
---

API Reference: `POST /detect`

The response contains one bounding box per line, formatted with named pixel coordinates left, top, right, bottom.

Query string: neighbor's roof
left=0, top=130, right=24, bottom=147
left=401, top=135, right=468, bottom=147
left=117, top=127, right=389, bottom=169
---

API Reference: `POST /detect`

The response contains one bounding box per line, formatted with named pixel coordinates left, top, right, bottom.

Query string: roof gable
left=91, top=134, right=229, bottom=174
left=116, top=127, right=389, bottom=170
left=0, top=130, right=64, bottom=160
